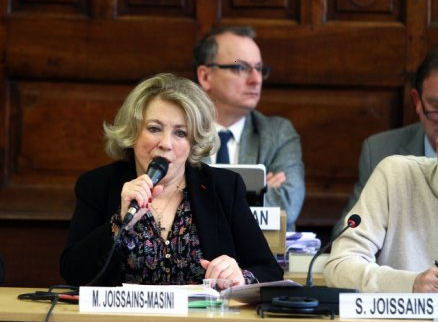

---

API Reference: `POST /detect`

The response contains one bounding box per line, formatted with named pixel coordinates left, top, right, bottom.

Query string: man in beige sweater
left=324, top=151, right=438, bottom=292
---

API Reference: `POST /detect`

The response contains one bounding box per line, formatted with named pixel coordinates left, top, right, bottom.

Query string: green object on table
left=188, top=300, right=223, bottom=308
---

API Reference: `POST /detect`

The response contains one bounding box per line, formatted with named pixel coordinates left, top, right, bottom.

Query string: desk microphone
left=260, top=214, right=361, bottom=314
left=122, top=156, right=169, bottom=226
left=306, top=214, right=361, bottom=287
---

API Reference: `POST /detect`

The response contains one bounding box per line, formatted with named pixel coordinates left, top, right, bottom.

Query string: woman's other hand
left=200, top=255, right=245, bottom=286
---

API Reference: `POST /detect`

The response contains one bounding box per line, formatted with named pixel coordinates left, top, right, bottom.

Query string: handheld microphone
left=122, top=156, right=169, bottom=226
left=83, top=157, right=169, bottom=287
left=260, top=214, right=362, bottom=314
left=306, top=214, right=361, bottom=287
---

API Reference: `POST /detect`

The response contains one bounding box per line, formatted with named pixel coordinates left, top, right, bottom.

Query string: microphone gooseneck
left=305, top=214, right=361, bottom=287
left=260, top=214, right=362, bottom=315
left=122, top=156, right=169, bottom=226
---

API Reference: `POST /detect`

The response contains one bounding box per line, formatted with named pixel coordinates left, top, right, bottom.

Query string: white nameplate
left=251, top=207, right=280, bottom=230
left=79, top=285, right=188, bottom=315
left=340, top=293, right=438, bottom=319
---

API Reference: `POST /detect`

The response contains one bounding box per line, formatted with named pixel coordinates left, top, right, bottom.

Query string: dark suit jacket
left=60, top=160, right=283, bottom=286
left=332, top=122, right=425, bottom=236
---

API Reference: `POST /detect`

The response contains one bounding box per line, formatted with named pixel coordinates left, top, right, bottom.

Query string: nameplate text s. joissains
left=79, top=285, right=188, bottom=315
left=340, top=293, right=438, bottom=319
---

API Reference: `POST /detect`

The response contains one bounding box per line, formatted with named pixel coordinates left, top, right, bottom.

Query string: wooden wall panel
left=256, top=23, right=406, bottom=86
left=6, top=18, right=197, bottom=81
left=16, top=82, right=123, bottom=173
left=0, top=82, right=132, bottom=220
left=427, top=1, right=438, bottom=54
left=117, top=0, right=196, bottom=16
left=221, top=0, right=298, bottom=19
left=0, top=220, right=68, bottom=287
left=10, top=0, right=88, bottom=14
left=327, top=0, right=403, bottom=22
left=0, top=0, right=437, bottom=287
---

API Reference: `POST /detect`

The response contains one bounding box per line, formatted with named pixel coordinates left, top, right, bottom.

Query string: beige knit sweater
left=324, top=155, right=438, bottom=292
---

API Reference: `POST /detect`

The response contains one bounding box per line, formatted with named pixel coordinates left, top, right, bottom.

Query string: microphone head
left=149, top=156, right=169, bottom=171
left=347, top=214, right=361, bottom=228
left=147, top=157, right=169, bottom=185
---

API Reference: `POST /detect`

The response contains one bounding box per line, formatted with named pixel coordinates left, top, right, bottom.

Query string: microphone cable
left=83, top=220, right=128, bottom=286
left=17, top=221, right=129, bottom=322
left=17, top=284, right=80, bottom=322
left=17, top=157, right=169, bottom=320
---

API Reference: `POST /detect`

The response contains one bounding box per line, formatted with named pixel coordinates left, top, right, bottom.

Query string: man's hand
left=266, top=171, right=286, bottom=189
left=413, top=267, right=438, bottom=292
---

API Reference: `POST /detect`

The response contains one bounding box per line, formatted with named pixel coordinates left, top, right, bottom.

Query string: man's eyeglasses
left=206, top=61, right=271, bottom=80
left=419, top=96, right=438, bottom=122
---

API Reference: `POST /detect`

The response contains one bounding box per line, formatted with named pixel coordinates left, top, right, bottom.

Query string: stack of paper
left=285, top=232, right=321, bottom=254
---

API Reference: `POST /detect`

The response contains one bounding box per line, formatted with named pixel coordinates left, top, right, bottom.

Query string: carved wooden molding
left=10, top=0, right=88, bottom=15
left=328, top=0, right=402, bottom=22
left=117, top=0, right=195, bottom=17
left=221, top=0, right=297, bottom=20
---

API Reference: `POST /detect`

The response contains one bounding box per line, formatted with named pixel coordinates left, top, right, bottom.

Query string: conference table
left=0, top=286, right=425, bottom=322
left=0, top=273, right=326, bottom=322
left=0, top=286, right=326, bottom=322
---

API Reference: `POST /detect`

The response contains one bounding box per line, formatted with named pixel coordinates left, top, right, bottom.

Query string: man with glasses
left=193, top=25, right=305, bottom=231
left=332, top=49, right=438, bottom=237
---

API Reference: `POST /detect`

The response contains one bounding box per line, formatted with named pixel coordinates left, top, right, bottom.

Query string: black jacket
left=60, top=160, right=283, bottom=286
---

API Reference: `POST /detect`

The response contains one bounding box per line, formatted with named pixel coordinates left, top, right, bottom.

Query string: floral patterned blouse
left=111, top=189, right=257, bottom=285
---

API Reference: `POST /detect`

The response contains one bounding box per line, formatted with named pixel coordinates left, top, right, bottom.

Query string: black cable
left=19, top=292, right=57, bottom=322
left=17, top=222, right=128, bottom=322
left=84, top=222, right=127, bottom=286
left=44, top=296, right=59, bottom=322
left=18, top=287, right=73, bottom=322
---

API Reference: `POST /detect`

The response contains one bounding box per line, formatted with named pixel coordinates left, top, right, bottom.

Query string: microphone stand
left=260, top=215, right=361, bottom=315
left=305, top=224, right=350, bottom=287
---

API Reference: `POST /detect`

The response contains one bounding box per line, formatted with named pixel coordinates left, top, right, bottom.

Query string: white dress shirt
left=211, top=118, right=245, bottom=164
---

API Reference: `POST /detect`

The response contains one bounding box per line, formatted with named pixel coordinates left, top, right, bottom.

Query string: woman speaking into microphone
left=60, top=73, right=282, bottom=287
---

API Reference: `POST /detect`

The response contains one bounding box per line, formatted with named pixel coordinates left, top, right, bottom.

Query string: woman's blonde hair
left=104, top=73, right=219, bottom=166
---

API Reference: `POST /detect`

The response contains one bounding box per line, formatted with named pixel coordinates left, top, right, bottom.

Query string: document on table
left=222, top=279, right=301, bottom=304
left=119, top=279, right=301, bottom=307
